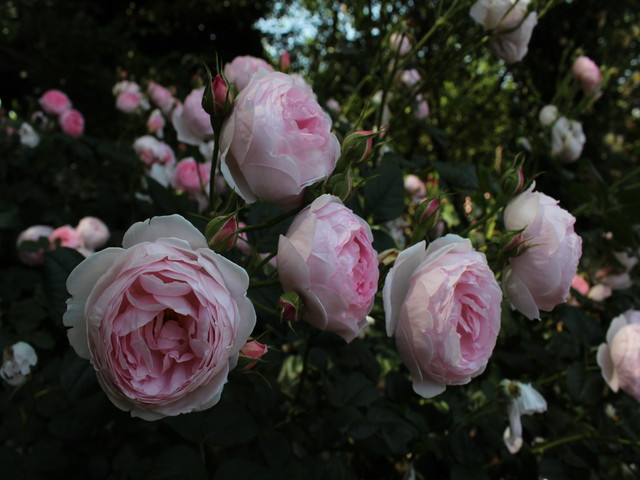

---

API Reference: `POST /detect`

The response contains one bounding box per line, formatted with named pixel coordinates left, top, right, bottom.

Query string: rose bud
left=572, top=56, right=602, bottom=96
left=50, top=225, right=82, bottom=250
left=16, top=225, right=54, bottom=266
left=205, top=215, right=238, bottom=252
left=538, top=105, right=559, bottom=127
left=76, top=216, right=110, bottom=250
left=239, top=340, right=268, bottom=370
left=278, top=291, right=304, bottom=324
left=340, top=130, right=376, bottom=166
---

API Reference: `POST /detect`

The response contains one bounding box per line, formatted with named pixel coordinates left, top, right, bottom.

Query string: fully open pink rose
left=220, top=72, right=340, bottom=210
left=223, top=55, right=275, bottom=91
left=597, top=310, right=640, bottom=403
left=16, top=225, right=54, bottom=266
left=277, top=195, right=379, bottom=342
left=504, top=183, right=582, bottom=320
left=171, top=87, right=214, bottom=146
left=76, top=216, right=110, bottom=250
left=470, top=0, right=538, bottom=64
left=63, top=215, right=256, bottom=420
left=39, top=89, right=72, bottom=116
left=572, top=56, right=602, bottom=95
left=383, top=235, right=502, bottom=398
left=59, top=109, right=85, bottom=137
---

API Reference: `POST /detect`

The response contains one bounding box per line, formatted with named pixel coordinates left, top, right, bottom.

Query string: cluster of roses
left=51, top=49, right=588, bottom=432
left=16, top=216, right=110, bottom=266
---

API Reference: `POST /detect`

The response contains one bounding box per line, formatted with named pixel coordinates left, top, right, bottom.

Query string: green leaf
left=363, top=156, right=405, bottom=222
left=43, top=247, right=85, bottom=316
left=205, top=401, right=257, bottom=446
left=432, top=160, right=479, bottom=190
left=146, top=445, right=207, bottom=480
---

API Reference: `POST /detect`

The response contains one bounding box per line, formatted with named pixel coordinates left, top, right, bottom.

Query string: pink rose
left=112, top=80, right=141, bottom=96
left=383, top=235, right=502, bottom=397
left=503, top=183, right=582, bottom=320
left=572, top=56, right=602, bottom=95
left=116, top=91, right=142, bottom=113
left=277, top=195, right=379, bottom=342
left=59, top=109, right=85, bottom=137
left=63, top=214, right=256, bottom=420
left=133, top=136, right=175, bottom=168
left=223, top=55, right=275, bottom=91
left=39, top=89, right=72, bottom=116
left=240, top=340, right=268, bottom=370
left=470, top=0, right=538, bottom=64
left=597, top=310, right=640, bottom=403
left=400, top=69, right=421, bottom=90
left=171, top=87, right=214, bottom=146
left=220, top=72, right=340, bottom=210
left=147, top=109, right=165, bottom=136
left=171, top=157, right=212, bottom=194
left=414, top=95, right=430, bottom=120
left=76, top=216, right=110, bottom=250
left=147, top=81, right=175, bottom=114
left=16, top=225, right=54, bottom=266
left=50, top=225, right=82, bottom=250
left=404, top=174, right=427, bottom=200
left=389, top=32, right=412, bottom=56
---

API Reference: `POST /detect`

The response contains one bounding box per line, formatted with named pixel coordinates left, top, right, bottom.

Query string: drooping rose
left=503, top=183, right=582, bottom=320
left=551, top=116, right=585, bottom=163
left=0, top=342, right=38, bottom=386
left=383, top=235, right=502, bottom=397
left=76, top=216, right=110, bottom=250
left=63, top=214, right=256, bottom=420
left=597, top=309, right=640, bottom=403
left=572, top=56, right=602, bottom=96
left=39, top=89, right=72, bottom=116
left=470, top=0, right=538, bottom=64
left=223, top=55, right=275, bottom=91
left=220, top=72, right=340, bottom=210
left=59, top=109, right=85, bottom=137
left=171, top=87, right=214, bottom=146
left=277, top=195, right=379, bottom=342
left=16, top=225, right=54, bottom=266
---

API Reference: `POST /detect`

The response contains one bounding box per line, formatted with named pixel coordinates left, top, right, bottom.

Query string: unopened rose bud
left=325, top=172, right=353, bottom=202
left=280, top=51, right=291, bottom=72
left=1, top=341, right=37, bottom=386
left=205, top=215, right=238, bottom=252
left=212, top=75, right=229, bottom=115
left=501, top=167, right=525, bottom=195
left=418, top=198, right=440, bottom=225
left=240, top=339, right=268, bottom=370
left=278, top=291, right=304, bottom=323
left=76, top=216, right=110, bottom=250
left=340, top=130, right=376, bottom=166
left=538, top=105, right=559, bottom=127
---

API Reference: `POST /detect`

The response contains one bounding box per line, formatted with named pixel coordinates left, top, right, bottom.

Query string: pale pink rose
left=76, top=216, right=110, bottom=250
left=277, top=195, right=379, bottom=342
left=400, top=69, right=421, bottom=90
left=383, top=235, right=502, bottom=397
left=596, top=252, right=637, bottom=290
left=19, top=122, right=40, bottom=148
left=597, top=309, right=640, bottom=403
left=39, top=89, right=72, bottom=116
left=326, top=98, right=342, bottom=113
left=171, top=157, right=211, bottom=194
left=587, top=283, right=612, bottom=302
left=240, top=340, right=268, bottom=370
left=171, top=88, right=214, bottom=146
left=0, top=341, right=38, bottom=386
left=147, top=109, right=165, bottom=136
left=389, top=32, right=412, bottom=56
left=116, top=91, right=142, bottom=113
left=50, top=225, right=82, bottom=250
left=59, top=109, right=85, bottom=137
left=147, top=81, right=175, bottom=113
left=63, top=214, right=256, bottom=420
left=571, top=275, right=589, bottom=296
left=551, top=116, right=585, bottom=163
left=220, top=72, right=340, bottom=210
left=414, top=95, right=430, bottom=120
left=16, top=225, right=54, bottom=266
left=112, top=80, right=141, bottom=96
left=223, top=55, right=275, bottom=91
left=503, top=183, right=582, bottom=320
left=572, top=56, right=602, bottom=95
left=470, top=0, right=538, bottom=64
left=538, top=105, right=559, bottom=127
left=133, top=136, right=175, bottom=167
left=404, top=174, right=427, bottom=200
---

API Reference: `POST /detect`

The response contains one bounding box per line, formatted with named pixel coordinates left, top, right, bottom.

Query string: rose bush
left=63, top=214, right=256, bottom=420
left=597, top=309, right=640, bottom=403
left=503, top=183, right=582, bottom=320
left=277, top=194, right=379, bottom=342
left=220, top=72, right=340, bottom=210
left=383, top=235, right=502, bottom=397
